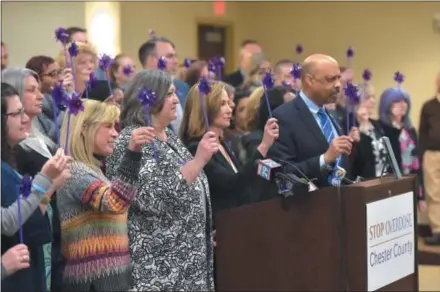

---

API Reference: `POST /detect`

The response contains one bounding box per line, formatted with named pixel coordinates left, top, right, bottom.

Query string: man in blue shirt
left=138, top=37, right=189, bottom=134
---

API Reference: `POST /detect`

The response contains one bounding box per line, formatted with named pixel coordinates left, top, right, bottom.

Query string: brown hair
left=109, top=53, right=129, bottom=83
left=25, top=55, right=55, bottom=77
left=243, top=86, right=265, bottom=131
left=179, top=81, right=225, bottom=144
left=185, top=60, right=208, bottom=88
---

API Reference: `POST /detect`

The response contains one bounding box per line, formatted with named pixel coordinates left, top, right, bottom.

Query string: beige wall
left=119, top=1, right=250, bottom=71
left=2, top=2, right=438, bottom=127
left=240, top=2, right=440, bottom=128
left=1, top=2, right=85, bottom=67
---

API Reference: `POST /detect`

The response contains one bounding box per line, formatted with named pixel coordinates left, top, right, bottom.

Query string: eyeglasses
left=5, top=108, right=25, bottom=118
left=42, top=69, right=63, bottom=78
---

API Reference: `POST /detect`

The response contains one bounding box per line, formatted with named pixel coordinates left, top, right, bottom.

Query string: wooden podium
left=215, top=176, right=419, bottom=291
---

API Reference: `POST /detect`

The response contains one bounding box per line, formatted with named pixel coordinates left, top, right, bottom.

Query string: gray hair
left=220, top=81, right=235, bottom=97
left=121, top=69, right=172, bottom=128
left=1, top=67, right=55, bottom=150
left=1, top=67, right=39, bottom=99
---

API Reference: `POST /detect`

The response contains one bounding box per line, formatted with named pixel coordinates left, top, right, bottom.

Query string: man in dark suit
left=268, top=54, right=356, bottom=188
left=224, top=40, right=262, bottom=88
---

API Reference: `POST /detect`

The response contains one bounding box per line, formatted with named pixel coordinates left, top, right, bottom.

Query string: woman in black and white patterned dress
left=106, top=70, right=218, bottom=291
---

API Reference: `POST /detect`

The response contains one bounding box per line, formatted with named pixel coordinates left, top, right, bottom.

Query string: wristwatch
left=41, top=196, right=51, bottom=205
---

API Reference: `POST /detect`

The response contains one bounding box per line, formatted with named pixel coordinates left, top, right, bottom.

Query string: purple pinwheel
left=296, top=44, right=303, bottom=55
left=138, top=89, right=158, bottom=107
left=55, top=27, right=69, bottom=44
left=184, top=58, right=193, bottom=69
left=346, top=46, right=355, bottom=58
left=362, top=69, right=372, bottom=82
left=344, top=81, right=360, bottom=134
left=68, top=42, right=79, bottom=57
left=55, top=27, right=70, bottom=74
left=52, top=83, right=68, bottom=107
left=138, top=88, right=159, bottom=162
left=67, top=93, right=85, bottom=116
left=209, top=57, right=225, bottom=80
left=198, top=77, right=211, bottom=95
left=64, top=93, right=84, bottom=155
left=68, top=42, right=79, bottom=91
left=99, top=54, right=113, bottom=70
left=344, top=82, right=360, bottom=106
left=394, top=71, right=404, bottom=85
left=157, top=57, right=167, bottom=71
left=123, top=65, right=134, bottom=77
left=99, top=54, right=114, bottom=97
left=198, top=77, right=211, bottom=130
left=262, top=72, right=274, bottom=89
left=290, top=63, right=302, bottom=80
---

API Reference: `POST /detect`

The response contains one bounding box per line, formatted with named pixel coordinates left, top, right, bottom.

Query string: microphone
left=274, top=158, right=319, bottom=191
left=256, top=158, right=314, bottom=197
left=257, top=159, right=282, bottom=181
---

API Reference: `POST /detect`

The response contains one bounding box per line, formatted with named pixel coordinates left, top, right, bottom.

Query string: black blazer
left=223, top=70, right=244, bottom=88
left=268, top=96, right=351, bottom=188
left=186, top=138, right=264, bottom=218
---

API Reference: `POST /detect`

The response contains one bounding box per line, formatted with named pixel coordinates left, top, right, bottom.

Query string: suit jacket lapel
left=294, top=98, right=329, bottom=147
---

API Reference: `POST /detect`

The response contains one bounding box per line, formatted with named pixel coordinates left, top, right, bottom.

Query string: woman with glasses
left=1, top=82, right=71, bottom=292
left=25, top=55, right=73, bottom=145
left=2, top=68, right=67, bottom=292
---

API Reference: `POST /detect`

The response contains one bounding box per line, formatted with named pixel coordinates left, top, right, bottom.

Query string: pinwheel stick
left=263, top=85, right=273, bottom=119
left=51, top=98, right=60, bottom=147
left=200, top=94, right=210, bottom=130
left=64, top=112, right=72, bottom=155
left=16, top=185, right=24, bottom=243
left=142, top=106, right=159, bottom=163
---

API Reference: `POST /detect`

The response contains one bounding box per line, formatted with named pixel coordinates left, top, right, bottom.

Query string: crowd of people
left=1, top=26, right=440, bottom=292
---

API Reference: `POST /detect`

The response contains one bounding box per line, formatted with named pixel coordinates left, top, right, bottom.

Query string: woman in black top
left=180, top=80, right=279, bottom=217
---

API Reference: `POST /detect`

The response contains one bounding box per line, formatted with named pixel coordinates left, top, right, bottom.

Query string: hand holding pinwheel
left=128, top=127, right=156, bottom=153
left=40, top=149, right=72, bottom=180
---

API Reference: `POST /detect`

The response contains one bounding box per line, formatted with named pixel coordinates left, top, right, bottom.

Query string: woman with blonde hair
left=180, top=80, right=279, bottom=219
left=57, top=42, right=113, bottom=102
left=56, top=100, right=155, bottom=291
left=106, top=69, right=217, bottom=291
left=243, top=86, right=265, bottom=132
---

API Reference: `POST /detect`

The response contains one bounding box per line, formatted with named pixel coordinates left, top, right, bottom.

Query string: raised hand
left=128, top=127, right=156, bottom=152
left=1, top=244, right=30, bottom=276
left=40, top=149, right=71, bottom=180
left=194, top=131, right=219, bottom=167
left=261, top=118, right=279, bottom=147
left=324, top=136, right=353, bottom=164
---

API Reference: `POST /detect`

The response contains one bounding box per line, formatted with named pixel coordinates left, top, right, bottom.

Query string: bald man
left=268, top=54, right=356, bottom=187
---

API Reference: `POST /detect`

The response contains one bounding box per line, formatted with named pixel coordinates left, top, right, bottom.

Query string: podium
left=215, top=176, right=419, bottom=291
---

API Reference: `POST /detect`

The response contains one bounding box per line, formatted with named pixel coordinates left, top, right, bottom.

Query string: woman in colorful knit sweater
left=57, top=100, right=155, bottom=291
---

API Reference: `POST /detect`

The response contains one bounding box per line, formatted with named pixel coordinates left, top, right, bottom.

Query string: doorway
left=196, top=20, right=234, bottom=74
